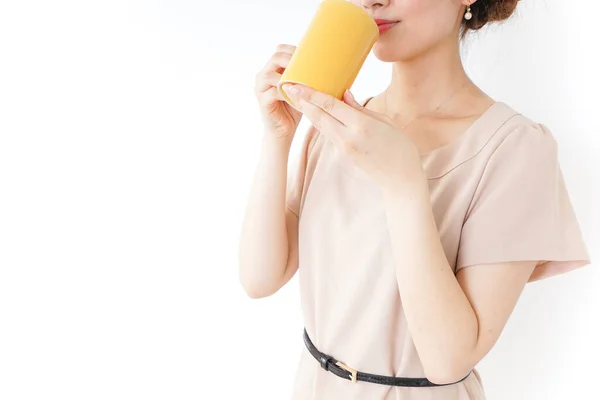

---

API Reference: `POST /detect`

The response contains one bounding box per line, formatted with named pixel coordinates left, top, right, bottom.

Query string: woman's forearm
left=238, top=134, right=295, bottom=298
left=382, top=180, right=478, bottom=384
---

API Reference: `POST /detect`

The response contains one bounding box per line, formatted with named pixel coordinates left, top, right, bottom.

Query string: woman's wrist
left=261, top=131, right=294, bottom=154
left=380, top=168, right=429, bottom=204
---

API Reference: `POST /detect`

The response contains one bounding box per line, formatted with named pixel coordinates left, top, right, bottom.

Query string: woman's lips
left=374, top=19, right=399, bottom=34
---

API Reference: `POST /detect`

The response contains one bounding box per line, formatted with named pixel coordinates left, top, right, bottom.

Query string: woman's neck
left=386, top=38, right=472, bottom=120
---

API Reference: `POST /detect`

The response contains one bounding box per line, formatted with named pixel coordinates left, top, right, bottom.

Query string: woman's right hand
left=255, top=44, right=302, bottom=139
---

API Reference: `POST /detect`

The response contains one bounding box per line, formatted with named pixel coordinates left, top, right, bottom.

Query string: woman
left=238, top=0, right=591, bottom=399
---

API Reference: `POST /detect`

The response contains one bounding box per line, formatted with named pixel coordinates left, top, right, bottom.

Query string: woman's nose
left=361, top=0, right=389, bottom=11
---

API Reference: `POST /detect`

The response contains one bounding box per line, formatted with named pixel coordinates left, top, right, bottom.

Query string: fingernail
left=285, top=85, right=301, bottom=97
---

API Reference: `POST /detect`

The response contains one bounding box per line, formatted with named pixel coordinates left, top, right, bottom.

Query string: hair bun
left=464, top=0, right=520, bottom=32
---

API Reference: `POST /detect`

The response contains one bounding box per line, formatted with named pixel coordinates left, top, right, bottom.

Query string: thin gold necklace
left=384, top=80, right=472, bottom=130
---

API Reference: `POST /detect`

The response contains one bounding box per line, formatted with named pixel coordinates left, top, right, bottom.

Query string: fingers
left=254, top=44, right=296, bottom=97
left=343, top=90, right=391, bottom=124
left=298, top=99, right=347, bottom=147
left=263, top=44, right=296, bottom=73
left=258, top=87, right=285, bottom=107
left=275, top=43, right=296, bottom=55
left=343, top=89, right=363, bottom=109
left=256, top=71, right=282, bottom=93
left=285, top=85, right=364, bottom=129
left=255, top=52, right=290, bottom=89
left=266, top=51, right=293, bottom=71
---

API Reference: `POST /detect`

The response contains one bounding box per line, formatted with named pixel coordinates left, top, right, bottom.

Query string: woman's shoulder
left=492, top=102, right=553, bottom=134
left=483, top=102, right=558, bottom=160
left=424, top=102, right=558, bottom=179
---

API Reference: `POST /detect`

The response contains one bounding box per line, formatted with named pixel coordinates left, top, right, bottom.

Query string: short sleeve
left=456, top=123, right=590, bottom=282
left=286, top=126, right=320, bottom=218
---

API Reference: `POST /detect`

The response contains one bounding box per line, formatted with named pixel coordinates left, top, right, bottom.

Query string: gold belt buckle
left=335, top=361, right=358, bottom=383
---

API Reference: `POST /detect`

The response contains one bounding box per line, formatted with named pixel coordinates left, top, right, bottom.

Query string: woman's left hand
left=284, top=84, right=426, bottom=193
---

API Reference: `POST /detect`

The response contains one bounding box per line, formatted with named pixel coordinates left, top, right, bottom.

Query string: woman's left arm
left=283, top=84, right=539, bottom=384
left=382, top=182, right=535, bottom=384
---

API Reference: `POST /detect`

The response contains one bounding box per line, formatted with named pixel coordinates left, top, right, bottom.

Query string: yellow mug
left=277, top=0, right=379, bottom=110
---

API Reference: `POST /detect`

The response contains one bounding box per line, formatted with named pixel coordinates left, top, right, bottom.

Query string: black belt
left=303, top=328, right=470, bottom=387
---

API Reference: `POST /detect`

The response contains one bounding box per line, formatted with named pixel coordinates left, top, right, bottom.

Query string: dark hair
left=461, top=0, right=519, bottom=37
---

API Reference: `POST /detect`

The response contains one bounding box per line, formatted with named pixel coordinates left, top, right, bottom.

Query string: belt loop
left=319, top=355, right=333, bottom=371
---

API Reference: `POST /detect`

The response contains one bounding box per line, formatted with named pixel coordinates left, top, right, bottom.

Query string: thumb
left=343, top=90, right=390, bottom=123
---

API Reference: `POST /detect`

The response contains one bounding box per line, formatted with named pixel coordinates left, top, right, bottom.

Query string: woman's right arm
left=238, top=135, right=300, bottom=299
left=238, top=44, right=302, bottom=299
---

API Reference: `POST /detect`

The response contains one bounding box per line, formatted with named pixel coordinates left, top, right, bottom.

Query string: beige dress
left=285, top=101, right=591, bottom=400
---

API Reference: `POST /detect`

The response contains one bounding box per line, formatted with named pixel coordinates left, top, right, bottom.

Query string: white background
left=0, top=0, right=598, bottom=399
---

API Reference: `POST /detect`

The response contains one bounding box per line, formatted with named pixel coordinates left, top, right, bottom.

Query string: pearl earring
left=464, top=4, right=472, bottom=20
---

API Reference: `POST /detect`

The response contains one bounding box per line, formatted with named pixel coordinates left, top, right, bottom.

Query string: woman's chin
left=372, top=44, right=403, bottom=63
left=373, top=40, right=421, bottom=63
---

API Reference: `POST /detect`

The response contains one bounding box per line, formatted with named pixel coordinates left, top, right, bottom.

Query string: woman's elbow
left=239, top=276, right=276, bottom=299
left=238, top=267, right=281, bottom=299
